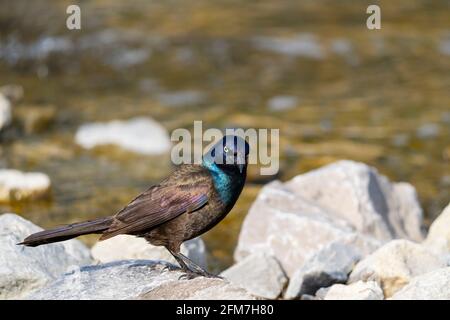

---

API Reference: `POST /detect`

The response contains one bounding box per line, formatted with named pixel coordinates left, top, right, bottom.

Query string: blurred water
left=0, top=0, right=449, bottom=272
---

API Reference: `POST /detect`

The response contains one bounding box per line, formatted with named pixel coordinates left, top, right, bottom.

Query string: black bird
left=20, top=135, right=249, bottom=278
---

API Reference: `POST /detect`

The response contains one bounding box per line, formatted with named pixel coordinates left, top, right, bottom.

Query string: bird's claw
left=161, top=264, right=175, bottom=272
left=178, top=271, right=200, bottom=280
left=177, top=269, right=221, bottom=280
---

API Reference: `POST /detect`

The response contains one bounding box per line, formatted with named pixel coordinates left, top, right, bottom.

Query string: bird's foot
left=178, top=270, right=202, bottom=280
left=161, top=264, right=177, bottom=272
left=177, top=268, right=221, bottom=280
left=196, top=270, right=222, bottom=279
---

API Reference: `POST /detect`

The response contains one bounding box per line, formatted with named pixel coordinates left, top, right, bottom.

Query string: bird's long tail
left=19, top=217, right=113, bottom=247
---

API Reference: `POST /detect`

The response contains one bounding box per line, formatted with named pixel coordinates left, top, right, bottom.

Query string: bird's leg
left=178, top=252, right=218, bottom=277
left=173, top=250, right=220, bottom=279
left=167, top=247, right=199, bottom=279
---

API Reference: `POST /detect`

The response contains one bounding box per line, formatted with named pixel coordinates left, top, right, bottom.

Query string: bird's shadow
left=66, top=259, right=180, bottom=275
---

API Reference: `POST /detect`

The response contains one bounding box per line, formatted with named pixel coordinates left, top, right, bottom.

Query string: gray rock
left=390, top=267, right=450, bottom=300
left=75, top=117, right=171, bottom=155
left=416, top=123, right=440, bottom=139
left=321, top=281, right=384, bottom=300
left=27, top=260, right=256, bottom=300
left=439, top=36, right=450, bottom=56
left=0, top=169, right=51, bottom=202
left=91, top=235, right=207, bottom=269
left=284, top=242, right=361, bottom=299
left=349, top=239, right=446, bottom=298
left=221, top=252, right=287, bottom=299
left=424, top=202, right=450, bottom=254
left=0, top=93, right=12, bottom=131
left=157, top=90, right=207, bottom=108
left=235, top=160, right=422, bottom=277
left=253, top=34, right=325, bottom=59
left=0, top=213, right=92, bottom=299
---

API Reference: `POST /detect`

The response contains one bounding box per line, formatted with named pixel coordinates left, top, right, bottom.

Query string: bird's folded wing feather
left=100, top=184, right=209, bottom=240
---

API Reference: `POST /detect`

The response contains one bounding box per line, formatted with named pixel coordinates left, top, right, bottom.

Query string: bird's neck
left=202, top=158, right=241, bottom=205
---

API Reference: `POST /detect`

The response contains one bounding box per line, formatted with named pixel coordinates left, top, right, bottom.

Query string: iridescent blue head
left=203, top=135, right=250, bottom=175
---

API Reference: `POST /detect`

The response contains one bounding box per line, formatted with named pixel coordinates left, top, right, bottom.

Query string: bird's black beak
left=235, top=152, right=246, bottom=173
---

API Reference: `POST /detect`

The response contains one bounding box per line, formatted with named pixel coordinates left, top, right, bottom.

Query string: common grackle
left=20, top=135, right=249, bottom=278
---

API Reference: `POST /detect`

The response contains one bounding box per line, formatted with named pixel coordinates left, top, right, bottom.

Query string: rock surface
left=0, top=169, right=51, bottom=202
left=91, top=235, right=207, bottom=269
left=319, top=281, right=384, bottom=300
left=75, top=117, right=171, bottom=155
left=220, top=252, right=287, bottom=299
left=284, top=161, right=423, bottom=241
left=0, top=93, right=12, bottom=131
left=235, top=160, right=422, bottom=276
left=27, top=260, right=256, bottom=300
left=0, top=213, right=92, bottom=299
left=424, top=202, right=450, bottom=254
left=284, top=242, right=361, bottom=299
left=349, top=239, right=446, bottom=297
left=390, top=267, right=450, bottom=300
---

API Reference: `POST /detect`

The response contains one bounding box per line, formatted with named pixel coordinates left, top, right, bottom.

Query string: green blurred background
left=0, top=0, right=449, bottom=272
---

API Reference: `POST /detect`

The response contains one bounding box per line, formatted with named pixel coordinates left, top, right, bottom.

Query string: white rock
left=75, top=117, right=171, bottom=155
left=91, top=235, right=207, bottom=269
left=349, top=239, right=446, bottom=298
left=221, top=252, right=287, bottom=299
left=27, top=260, right=256, bottom=300
left=284, top=242, right=361, bottom=299
left=267, top=96, right=298, bottom=112
left=157, top=90, right=207, bottom=108
left=322, top=281, right=384, bottom=300
left=0, top=93, right=12, bottom=131
left=236, top=160, right=423, bottom=277
left=390, top=267, right=450, bottom=300
left=0, top=213, right=92, bottom=299
left=424, top=202, right=450, bottom=254
left=253, top=34, right=325, bottom=59
left=0, top=169, right=51, bottom=202
left=285, top=160, right=424, bottom=241
left=234, top=179, right=382, bottom=276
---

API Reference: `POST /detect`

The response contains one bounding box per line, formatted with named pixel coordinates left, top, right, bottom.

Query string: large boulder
left=282, top=160, right=423, bottom=241
left=348, top=239, right=446, bottom=297
left=424, top=202, right=450, bottom=254
left=318, top=281, right=384, bottom=300
left=75, top=117, right=172, bottom=155
left=0, top=213, right=92, bottom=299
left=91, top=235, right=207, bottom=269
left=284, top=242, right=361, bottom=299
left=0, top=169, right=51, bottom=202
left=220, top=252, right=287, bottom=299
left=27, top=260, right=256, bottom=300
left=390, top=267, right=450, bottom=300
left=235, top=160, right=422, bottom=276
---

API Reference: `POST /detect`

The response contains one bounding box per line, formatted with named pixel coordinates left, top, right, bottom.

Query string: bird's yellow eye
left=223, top=146, right=229, bottom=153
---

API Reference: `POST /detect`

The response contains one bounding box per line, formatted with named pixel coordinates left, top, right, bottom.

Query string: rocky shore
left=1, top=160, right=449, bottom=300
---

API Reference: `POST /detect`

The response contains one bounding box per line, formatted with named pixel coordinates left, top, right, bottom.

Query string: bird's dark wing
left=100, top=184, right=209, bottom=240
